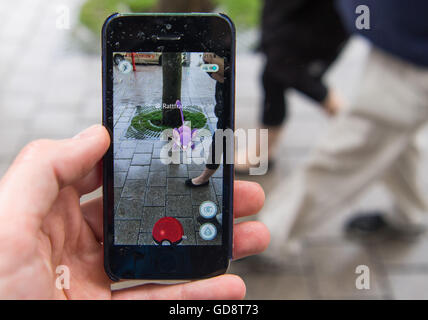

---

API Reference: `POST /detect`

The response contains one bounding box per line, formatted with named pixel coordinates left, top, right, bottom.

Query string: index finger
left=234, top=180, right=265, bottom=218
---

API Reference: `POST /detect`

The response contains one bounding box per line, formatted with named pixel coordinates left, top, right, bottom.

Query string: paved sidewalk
left=112, top=63, right=222, bottom=246
left=1, top=0, right=428, bottom=299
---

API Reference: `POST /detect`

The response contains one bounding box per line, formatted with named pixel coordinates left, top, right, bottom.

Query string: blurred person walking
left=236, top=0, right=348, bottom=171
left=260, top=0, right=428, bottom=256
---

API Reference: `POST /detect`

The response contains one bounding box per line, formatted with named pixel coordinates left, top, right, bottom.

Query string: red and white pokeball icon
left=152, top=217, right=184, bottom=245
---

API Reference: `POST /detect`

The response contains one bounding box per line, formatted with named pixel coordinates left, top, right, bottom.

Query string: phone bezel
left=102, top=13, right=235, bottom=280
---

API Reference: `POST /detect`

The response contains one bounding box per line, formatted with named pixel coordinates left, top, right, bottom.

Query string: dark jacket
left=261, top=0, right=348, bottom=63
left=337, top=0, right=428, bottom=67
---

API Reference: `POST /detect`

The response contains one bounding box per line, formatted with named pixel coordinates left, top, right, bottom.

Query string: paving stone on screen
left=140, top=207, right=165, bottom=232
left=135, top=142, right=154, bottom=153
left=166, top=195, right=192, bottom=217
left=138, top=233, right=155, bottom=245
left=114, top=187, right=123, bottom=210
left=122, top=108, right=134, bottom=116
left=192, top=206, right=203, bottom=230
left=206, top=110, right=215, bottom=117
left=190, top=184, right=217, bottom=206
left=167, top=164, right=188, bottom=178
left=114, top=122, right=128, bottom=130
left=176, top=218, right=197, bottom=245
left=187, top=160, right=206, bottom=171
left=116, top=198, right=144, bottom=219
left=127, top=166, right=149, bottom=180
left=118, top=115, right=131, bottom=123
left=115, top=127, right=125, bottom=135
left=217, top=195, right=223, bottom=209
left=167, top=178, right=190, bottom=195
left=131, top=153, right=151, bottom=165
left=115, top=148, right=135, bottom=159
left=114, top=220, right=140, bottom=245
left=144, top=187, right=166, bottom=206
left=212, top=178, right=222, bottom=195
left=152, top=148, right=162, bottom=159
left=122, top=179, right=146, bottom=199
left=120, top=141, right=137, bottom=149
left=148, top=171, right=166, bottom=186
left=150, top=159, right=167, bottom=172
left=114, top=159, right=131, bottom=172
left=114, top=172, right=127, bottom=187
left=154, top=140, right=168, bottom=148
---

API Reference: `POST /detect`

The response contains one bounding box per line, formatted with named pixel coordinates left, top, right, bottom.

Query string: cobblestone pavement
left=2, top=0, right=428, bottom=299
left=112, top=62, right=222, bottom=246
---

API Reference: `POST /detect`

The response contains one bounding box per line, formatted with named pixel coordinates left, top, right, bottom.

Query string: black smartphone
left=102, top=13, right=235, bottom=280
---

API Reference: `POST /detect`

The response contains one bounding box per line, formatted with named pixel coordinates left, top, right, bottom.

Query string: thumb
left=0, top=125, right=110, bottom=228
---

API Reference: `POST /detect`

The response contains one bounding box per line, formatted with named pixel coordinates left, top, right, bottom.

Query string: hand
left=202, top=52, right=225, bottom=83
left=0, top=125, right=269, bottom=299
left=322, top=89, right=345, bottom=116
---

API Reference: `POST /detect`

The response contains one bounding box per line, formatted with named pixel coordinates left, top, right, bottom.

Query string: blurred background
left=1, top=0, right=428, bottom=299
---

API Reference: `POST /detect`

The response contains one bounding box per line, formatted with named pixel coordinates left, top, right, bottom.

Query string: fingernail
left=73, top=124, right=102, bottom=139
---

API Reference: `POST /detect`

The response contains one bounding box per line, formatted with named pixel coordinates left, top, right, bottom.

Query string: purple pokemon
left=172, top=100, right=197, bottom=151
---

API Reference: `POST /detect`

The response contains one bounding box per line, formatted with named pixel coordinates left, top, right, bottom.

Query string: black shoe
left=185, top=178, right=209, bottom=188
left=345, top=211, right=424, bottom=242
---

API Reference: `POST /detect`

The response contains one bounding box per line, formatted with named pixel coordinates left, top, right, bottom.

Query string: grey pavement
left=1, top=0, right=428, bottom=299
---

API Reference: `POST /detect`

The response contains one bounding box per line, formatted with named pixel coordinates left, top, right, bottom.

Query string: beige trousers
left=260, top=47, right=428, bottom=249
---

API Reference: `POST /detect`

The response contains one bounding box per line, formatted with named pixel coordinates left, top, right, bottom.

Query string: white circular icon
left=118, top=60, right=132, bottom=74
left=199, top=223, right=217, bottom=241
left=199, top=201, right=217, bottom=219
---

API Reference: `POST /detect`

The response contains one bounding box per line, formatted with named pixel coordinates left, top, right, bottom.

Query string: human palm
left=0, top=126, right=269, bottom=299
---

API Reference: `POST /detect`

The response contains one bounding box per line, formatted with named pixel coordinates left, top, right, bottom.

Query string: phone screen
left=112, top=51, right=225, bottom=247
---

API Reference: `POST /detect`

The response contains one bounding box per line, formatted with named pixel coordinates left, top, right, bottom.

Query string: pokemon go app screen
left=112, top=52, right=224, bottom=246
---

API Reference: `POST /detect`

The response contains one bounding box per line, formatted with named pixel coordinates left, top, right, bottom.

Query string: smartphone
left=102, top=13, right=235, bottom=280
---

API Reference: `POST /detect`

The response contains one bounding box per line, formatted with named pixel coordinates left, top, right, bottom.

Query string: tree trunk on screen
left=162, top=52, right=182, bottom=127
